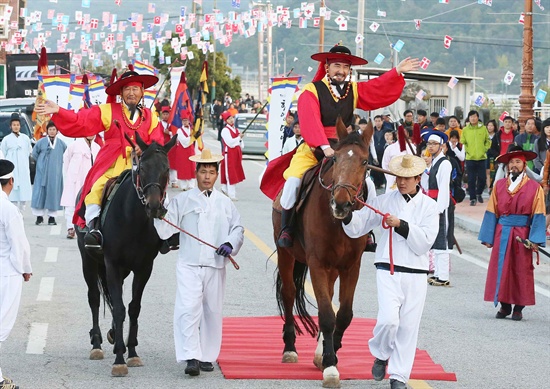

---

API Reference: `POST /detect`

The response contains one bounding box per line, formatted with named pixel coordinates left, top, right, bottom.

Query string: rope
left=161, top=217, right=240, bottom=270
left=354, top=196, right=395, bottom=275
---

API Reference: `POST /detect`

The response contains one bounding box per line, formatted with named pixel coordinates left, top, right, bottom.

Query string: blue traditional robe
left=31, top=136, right=67, bottom=211
left=0, top=132, right=32, bottom=202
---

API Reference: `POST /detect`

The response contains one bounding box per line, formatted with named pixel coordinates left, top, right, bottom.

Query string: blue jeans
left=466, top=159, right=486, bottom=200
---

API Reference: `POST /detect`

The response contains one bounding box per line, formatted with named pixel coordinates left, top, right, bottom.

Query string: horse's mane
left=140, top=141, right=168, bottom=158
left=334, top=130, right=368, bottom=151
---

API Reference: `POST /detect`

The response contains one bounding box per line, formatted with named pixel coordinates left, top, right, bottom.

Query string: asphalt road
left=2, top=134, right=549, bottom=389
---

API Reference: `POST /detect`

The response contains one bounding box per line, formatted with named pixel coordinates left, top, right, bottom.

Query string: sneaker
left=184, top=359, right=200, bottom=376
left=430, top=278, right=450, bottom=286
left=35, top=216, right=44, bottom=225
left=371, top=358, right=388, bottom=381
left=199, top=361, right=215, bottom=372
left=511, top=311, right=523, bottom=321
left=477, top=195, right=484, bottom=204
left=0, top=376, right=18, bottom=389
left=390, top=379, right=407, bottom=389
left=66, top=228, right=76, bottom=239
left=427, top=276, right=436, bottom=284
left=48, top=217, right=57, bottom=225
left=470, top=199, right=477, bottom=206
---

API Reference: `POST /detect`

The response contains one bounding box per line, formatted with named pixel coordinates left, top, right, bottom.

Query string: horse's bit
left=131, top=151, right=167, bottom=206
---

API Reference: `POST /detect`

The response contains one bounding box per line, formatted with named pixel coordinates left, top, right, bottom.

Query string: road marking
left=26, top=323, right=48, bottom=354
left=44, top=247, right=58, bottom=263
left=244, top=228, right=433, bottom=389
left=36, top=277, right=55, bottom=301
left=49, top=224, right=61, bottom=236
left=457, top=252, right=550, bottom=298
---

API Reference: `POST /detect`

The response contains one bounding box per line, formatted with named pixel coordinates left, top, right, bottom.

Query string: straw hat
left=388, top=154, right=426, bottom=177
left=189, top=149, right=223, bottom=163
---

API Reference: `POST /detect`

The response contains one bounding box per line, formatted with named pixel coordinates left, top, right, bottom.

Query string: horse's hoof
left=89, top=348, right=104, bottom=360
left=107, top=329, right=115, bottom=345
left=322, top=366, right=341, bottom=388
left=313, top=354, right=323, bottom=371
left=111, top=364, right=128, bottom=377
left=127, top=357, right=144, bottom=367
left=282, top=351, right=298, bottom=363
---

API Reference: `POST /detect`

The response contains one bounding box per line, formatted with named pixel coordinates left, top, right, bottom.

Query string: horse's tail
left=276, top=261, right=318, bottom=337
left=97, top=263, right=114, bottom=314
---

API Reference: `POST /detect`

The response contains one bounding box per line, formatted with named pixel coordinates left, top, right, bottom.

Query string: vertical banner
left=170, top=66, right=184, bottom=104
left=266, top=77, right=301, bottom=160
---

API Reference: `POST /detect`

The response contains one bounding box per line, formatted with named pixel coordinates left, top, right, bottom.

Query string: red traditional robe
left=52, top=103, right=165, bottom=226
left=221, top=124, right=245, bottom=185
left=479, top=176, right=546, bottom=306
left=171, top=126, right=196, bottom=180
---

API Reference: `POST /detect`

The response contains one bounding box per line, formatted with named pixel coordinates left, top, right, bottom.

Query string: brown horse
left=273, top=119, right=373, bottom=388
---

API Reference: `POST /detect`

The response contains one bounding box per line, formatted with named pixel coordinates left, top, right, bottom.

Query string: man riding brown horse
left=270, top=43, right=419, bottom=248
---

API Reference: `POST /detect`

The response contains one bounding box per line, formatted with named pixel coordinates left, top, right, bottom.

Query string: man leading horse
left=273, top=43, right=419, bottom=247
left=35, top=67, right=165, bottom=250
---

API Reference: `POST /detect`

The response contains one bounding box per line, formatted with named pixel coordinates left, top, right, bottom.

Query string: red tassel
left=398, top=125, right=406, bottom=152
left=109, top=68, right=118, bottom=85
left=37, top=47, right=48, bottom=74
left=412, top=125, right=421, bottom=145
left=82, top=74, right=89, bottom=85
left=311, top=62, right=326, bottom=82
left=180, top=72, right=187, bottom=84
left=128, top=63, right=134, bottom=72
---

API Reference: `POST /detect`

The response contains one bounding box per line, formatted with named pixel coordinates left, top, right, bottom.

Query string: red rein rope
left=354, top=196, right=395, bottom=275
left=161, top=217, right=240, bottom=270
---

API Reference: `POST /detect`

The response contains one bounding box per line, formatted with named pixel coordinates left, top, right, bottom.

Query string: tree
left=153, top=34, right=241, bottom=102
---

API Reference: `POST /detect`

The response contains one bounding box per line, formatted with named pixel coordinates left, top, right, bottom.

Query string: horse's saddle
left=100, top=169, right=132, bottom=227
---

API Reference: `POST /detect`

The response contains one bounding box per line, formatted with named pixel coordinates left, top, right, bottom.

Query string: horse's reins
left=161, top=217, right=240, bottom=270
left=318, top=156, right=396, bottom=275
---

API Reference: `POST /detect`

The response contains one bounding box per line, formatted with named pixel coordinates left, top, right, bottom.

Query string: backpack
left=449, top=158, right=465, bottom=203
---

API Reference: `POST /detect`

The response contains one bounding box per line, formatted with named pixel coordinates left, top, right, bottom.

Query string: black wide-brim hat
left=495, top=147, right=537, bottom=164
left=105, top=70, right=158, bottom=96
left=311, top=44, right=368, bottom=66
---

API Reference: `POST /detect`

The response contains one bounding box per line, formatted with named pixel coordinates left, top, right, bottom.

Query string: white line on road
left=458, top=252, right=550, bottom=298
left=44, top=247, right=58, bottom=263
left=49, top=224, right=61, bottom=236
left=26, top=323, right=48, bottom=355
left=36, top=277, right=55, bottom=301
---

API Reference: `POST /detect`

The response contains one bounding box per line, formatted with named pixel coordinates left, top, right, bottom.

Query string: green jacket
left=460, top=123, right=491, bottom=161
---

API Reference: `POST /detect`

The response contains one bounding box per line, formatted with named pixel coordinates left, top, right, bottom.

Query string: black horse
left=77, top=133, right=177, bottom=376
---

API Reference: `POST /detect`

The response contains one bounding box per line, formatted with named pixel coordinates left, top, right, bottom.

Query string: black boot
left=277, top=208, right=295, bottom=248
left=84, top=217, right=103, bottom=251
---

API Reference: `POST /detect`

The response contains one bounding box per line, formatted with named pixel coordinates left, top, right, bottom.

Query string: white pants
left=84, top=203, right=101, bottom=225
left=280, top=177, right=301, bottom=210
left=174, top=264, right=226, bottom=363
left=65, top=206, right=75, bottom=229
left=31, top=208, right=58, bottom=217
left=170, top=169, right=178, bottom=184
left=433, top=250, right=450, bottom=281
left=0, top=275, right=23, bottom=342
left=179, top=179, right=196, bottom=191
left=222, top=184, right=236, bottom=200
left=369, top=270, right=427, bottom=384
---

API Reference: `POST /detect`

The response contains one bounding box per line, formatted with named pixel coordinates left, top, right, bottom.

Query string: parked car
left=234, top=113, right=267, bottom=156
left=0, top=97, right=36, bottom=114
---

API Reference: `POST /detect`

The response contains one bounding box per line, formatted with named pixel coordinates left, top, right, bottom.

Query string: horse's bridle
left=318, top=156, right=365, bottom=205
left=131, top=151, right=167, bottom=206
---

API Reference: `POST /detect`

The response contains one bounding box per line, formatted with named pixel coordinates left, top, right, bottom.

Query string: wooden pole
left=518, top=0, right=535, bottom=133
left=319, top=0, right=325, bottom=51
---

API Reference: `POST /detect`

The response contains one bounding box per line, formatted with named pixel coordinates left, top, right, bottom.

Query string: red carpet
left=218, top=316, right=456, bottom=381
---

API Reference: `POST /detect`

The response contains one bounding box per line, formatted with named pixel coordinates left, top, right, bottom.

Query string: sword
left=515, top=236, right=547, bottom=263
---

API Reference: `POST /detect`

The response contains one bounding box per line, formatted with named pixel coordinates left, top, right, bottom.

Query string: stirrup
left=84, top=229, right=103, bottom=250
left=277, top=229, right=294, bottom=248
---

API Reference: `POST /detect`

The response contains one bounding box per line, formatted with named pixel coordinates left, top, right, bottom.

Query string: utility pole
left=258, top=18, right=265, bottom=101
left=473, top=57, right=476, bottom=96
left=211, top=0, right=217, bottom=103
left=319, top=0, right=325, bottom=51
left=356, top=0, right=365, bottom=58
left=253, top=1, right=272, bottom=101
left=518, top=0, right=535, bottom=132
left=266, top=1, right=273, bottom=88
